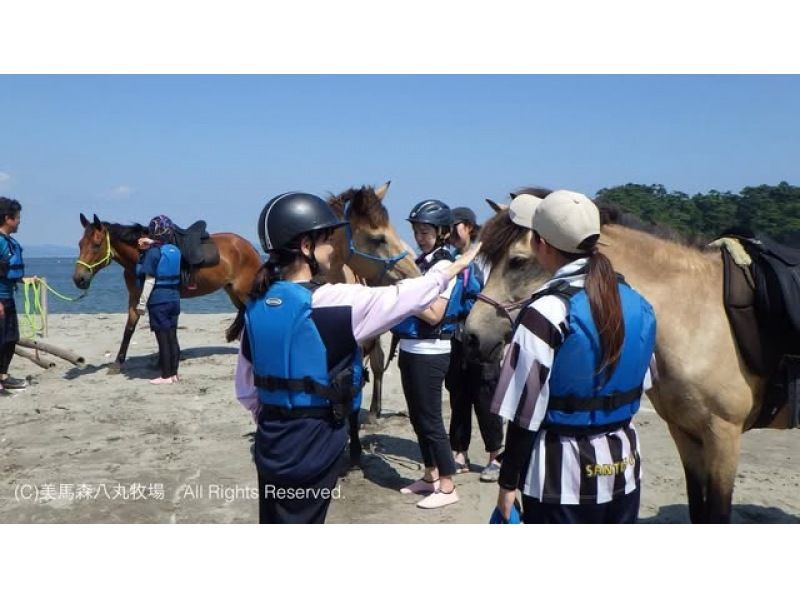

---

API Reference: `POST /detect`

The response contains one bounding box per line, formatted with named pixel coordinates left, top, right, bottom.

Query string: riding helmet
left=407, top=199, right=453, bottom=228
left=258, top=192, right=346, bottom=254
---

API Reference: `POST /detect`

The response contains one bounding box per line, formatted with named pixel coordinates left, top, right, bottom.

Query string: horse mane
left=596, top=200, right=706, bottom=248
left=328, top=185, right=389, bottom=228
left=106, top=222, right=148, bottom=245
left=478, top=210, right=528, bottom=268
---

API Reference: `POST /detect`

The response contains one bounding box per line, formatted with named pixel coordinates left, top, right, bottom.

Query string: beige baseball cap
left=508, top=193, right=543, bottom=229
left=531, top=190, right=600, bottom=253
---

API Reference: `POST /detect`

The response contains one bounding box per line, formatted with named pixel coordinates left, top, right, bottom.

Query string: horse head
left=74, top=213, right=116, bottom=289
left=329, top=181, right=420, bottom=285
left=463, top=190, right=551, bottom=364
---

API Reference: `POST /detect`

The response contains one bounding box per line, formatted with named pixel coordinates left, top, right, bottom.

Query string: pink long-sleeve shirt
left=234, top=269, right=449, bottom=418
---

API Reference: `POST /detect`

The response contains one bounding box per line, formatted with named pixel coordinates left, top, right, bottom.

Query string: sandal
left=400, top=478, right=440, bottom=495
left=417, top=488, right=459, bottom=509
left=454, top=458, right=471, bottom=474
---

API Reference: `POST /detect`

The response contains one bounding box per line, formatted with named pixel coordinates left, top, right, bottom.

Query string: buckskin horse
left=464, top=195, right=796, bottom=523
left=73, top=213, right=262, bottom=371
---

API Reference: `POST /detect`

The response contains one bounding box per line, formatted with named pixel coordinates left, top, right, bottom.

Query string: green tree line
left=595, top=182, right=800, bottom=245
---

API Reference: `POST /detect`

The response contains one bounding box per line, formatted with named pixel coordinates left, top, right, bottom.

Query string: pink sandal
left=416, top=488, right=459, bottom=509
left=400, top=478, right=440, bottom=495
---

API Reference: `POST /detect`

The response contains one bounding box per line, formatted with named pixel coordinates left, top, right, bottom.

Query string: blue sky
left=1, top=75, right=799, bottom=249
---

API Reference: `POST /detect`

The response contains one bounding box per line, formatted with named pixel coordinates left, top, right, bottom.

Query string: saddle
left=714, top=232, right=800, bottom=429
left=172, top=221, right=220, bottom=287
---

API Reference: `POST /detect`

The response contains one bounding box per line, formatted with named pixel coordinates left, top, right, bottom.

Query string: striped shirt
left=491, top=258, right=656, bottom=504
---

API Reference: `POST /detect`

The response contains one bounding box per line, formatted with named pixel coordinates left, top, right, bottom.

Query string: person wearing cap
left=491, top=190, right=657, bottom=524
left=391, top=199, right=464, bottom=509
left=230, top=192, right=480, bottom=523
left=0, top=197, right=28, bottom=393
left=445, top=206, right=505, bottom=481
left=135, top=215, right=183, bottom=384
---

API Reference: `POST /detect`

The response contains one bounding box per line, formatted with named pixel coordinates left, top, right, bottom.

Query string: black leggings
left=154, top=328, right=180, bottom=378
left=398, top=350, right=456, bottom=477
left=0, top=341, right=15, bottom=375
left=522, top=487, right=641, bottom=524
left=446, top=339, right=504, bottom=454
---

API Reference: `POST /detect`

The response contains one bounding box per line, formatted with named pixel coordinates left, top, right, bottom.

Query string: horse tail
left=225, top=262, right=271, bottom=342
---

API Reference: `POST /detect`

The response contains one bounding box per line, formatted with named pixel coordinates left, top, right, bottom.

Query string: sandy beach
left=1, top=313, right=798, bottom=524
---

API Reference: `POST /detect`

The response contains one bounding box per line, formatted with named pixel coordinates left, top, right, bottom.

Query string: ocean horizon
left=16, top=257, right=237, bottom=315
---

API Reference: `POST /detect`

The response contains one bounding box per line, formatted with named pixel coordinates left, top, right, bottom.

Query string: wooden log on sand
left=15, top=346, right=56, bottom=369
left=16, top=338, right=85, bottom=367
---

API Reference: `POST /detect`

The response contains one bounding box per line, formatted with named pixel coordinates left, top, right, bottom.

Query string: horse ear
left=92, top=214, right=102, bottom=229
left=80, top=213, right=89, bottom=228
left=374, top=180, right=391, bottom=201
left=509, top=192, right=518, bottom=200
left=486, top=199, right=507, bottom=213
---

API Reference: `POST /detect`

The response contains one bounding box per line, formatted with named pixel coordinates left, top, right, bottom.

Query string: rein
left=75, top=230, right=114, bottom=274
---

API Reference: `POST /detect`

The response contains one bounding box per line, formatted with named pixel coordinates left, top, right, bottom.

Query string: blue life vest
left=392, top=245, right=481, bottom=340
left=539, top=279, right=656, bottom=433
left=245, top=281, right=363, bottom=419
left=154, top=244, right=181, bottom=289
left=0, top=234, right=24, bottom=282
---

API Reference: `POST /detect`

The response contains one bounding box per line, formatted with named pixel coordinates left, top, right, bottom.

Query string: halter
left=342, top=205, right=408, bottom=282
left=473, top=292, right=532, bottom=325
left=75, top=230, right=113, bottom=274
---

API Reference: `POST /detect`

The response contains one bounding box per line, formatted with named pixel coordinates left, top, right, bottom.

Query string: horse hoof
left=366, top=412, right=379, bottom=425
left=107, top=363, right=122, bottom=375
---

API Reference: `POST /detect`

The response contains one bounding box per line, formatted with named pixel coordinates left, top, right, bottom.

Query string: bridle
left=75, top=229, right=113, bottom=275
left=472, top=292, right=531, bottom=325
left=342, top=206, right=408, bottom=284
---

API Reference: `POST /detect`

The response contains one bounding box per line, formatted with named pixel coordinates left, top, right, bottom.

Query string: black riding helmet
left=407, top=199, right=453, bottom=228
left=258, top=192, right=346, bottom=254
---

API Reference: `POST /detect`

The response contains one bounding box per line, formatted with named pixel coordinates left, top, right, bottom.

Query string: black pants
left=154, top=328, right=180, bottom=378
left=0, top=298, right=19, bottom=376
left=446, top=339, right=504, bottom=454
left=398, top=350, right=456, bottom=477
left=257, top=466, right=339, bottom=524
left=522, top=487, right=641, bottom=524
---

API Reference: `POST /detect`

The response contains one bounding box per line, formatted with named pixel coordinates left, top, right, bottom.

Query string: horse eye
left=509, top=256, right=528, bottom=269
left=369, top=235, right=386, bottom=246
left=93, top=242, right=103, bottom=250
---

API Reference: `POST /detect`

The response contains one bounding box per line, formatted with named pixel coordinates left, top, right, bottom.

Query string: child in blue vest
left=136, top=215, right=182, bottom=385
left=0, top=197, right=27, bottom=392
left=492, top=190, right=656, bottom=524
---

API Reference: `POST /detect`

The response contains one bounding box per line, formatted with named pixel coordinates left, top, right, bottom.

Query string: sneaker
left=400, top=478, right=440, bottom=495
left=454, top=458, right=471, bottom=474
left=479, top=461, right=501, bottom=483
left=416, top=489, right=459, bottom=509
left=2, top=376, right=28, bottom=390
left=149, top=377, right=175, bottom=385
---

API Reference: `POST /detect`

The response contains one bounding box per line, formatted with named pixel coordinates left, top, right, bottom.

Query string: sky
left=1, top=74, right=799, bottom=249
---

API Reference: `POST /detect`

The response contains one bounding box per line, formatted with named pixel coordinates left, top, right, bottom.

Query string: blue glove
left=489, top=505, right=521, bottom=524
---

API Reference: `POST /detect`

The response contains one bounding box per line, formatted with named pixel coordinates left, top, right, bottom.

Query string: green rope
left=40, top=279, right=87, bottom=302
left=21, top=278, right=45, bottom=338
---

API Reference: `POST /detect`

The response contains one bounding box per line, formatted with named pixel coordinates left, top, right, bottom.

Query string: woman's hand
left=444, top=241, right=482, bottom=279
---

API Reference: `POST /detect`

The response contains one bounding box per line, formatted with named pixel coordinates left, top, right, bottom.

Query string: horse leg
left=667, top=424, right=708, bottom=523
left=702, top=419, right=742, bottom=523
left=110, top=276, right=142, bottom=373
left=348, top=410, right=362, bottom=468
left=367, top=338, right=385, bottom=424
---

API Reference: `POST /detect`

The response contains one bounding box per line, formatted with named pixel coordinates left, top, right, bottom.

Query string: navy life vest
left=392, top=245, right=481, bottom=340
left=244, top=281, right=363, bottom=421
left=136, top=244, right=181, bottom=289
left=0, top=234, right=24, bottom=282
left=531, top=278, right=656, bottom=433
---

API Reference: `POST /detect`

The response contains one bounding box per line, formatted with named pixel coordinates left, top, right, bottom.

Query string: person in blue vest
left=0, top=197, right=28, bottom=392
left=391, top=199, right=467, bottom=509
left=232, top=192, right=479, bottom=524
left=445, top=206, right=505, bottom=482
left=491, top=190, right=657, bottom=524
left=136, top=215, right=182, bottom=385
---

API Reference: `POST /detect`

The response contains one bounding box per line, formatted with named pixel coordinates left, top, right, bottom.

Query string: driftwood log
left=16, top=338, right=85, bottom=367
left=14, top=346, right=56, bottom=369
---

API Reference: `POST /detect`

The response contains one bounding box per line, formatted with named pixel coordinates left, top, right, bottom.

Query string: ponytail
left=583, top=248, right=624, bottom=380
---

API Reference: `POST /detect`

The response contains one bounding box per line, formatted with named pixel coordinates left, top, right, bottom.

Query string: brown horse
left=465, top=200, right=794, bottom=523
left=325, top=182, right=421, bottom=464
left=73, top=213, right=262, bottom=369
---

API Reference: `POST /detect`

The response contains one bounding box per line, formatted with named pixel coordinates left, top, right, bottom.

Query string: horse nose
left=463, top=331, right=481, bottom=361
left=73, top=273, right=90, bottom=290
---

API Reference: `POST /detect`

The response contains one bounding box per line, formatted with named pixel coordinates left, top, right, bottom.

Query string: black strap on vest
left=548, top=385, right=643, bottom=413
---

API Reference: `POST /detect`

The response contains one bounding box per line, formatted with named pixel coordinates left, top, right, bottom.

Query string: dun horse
left=73, top=213, right=262, bottom=370
left=465, top=196, right=794, bottom=523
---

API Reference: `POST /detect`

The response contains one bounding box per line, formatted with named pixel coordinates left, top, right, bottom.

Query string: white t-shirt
left=399, top=254, right=456, bottom=355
